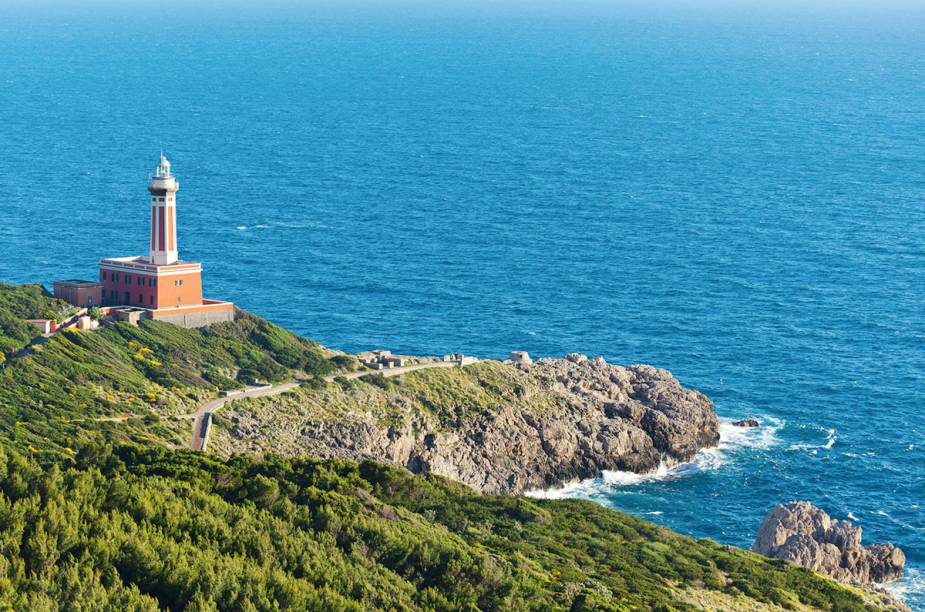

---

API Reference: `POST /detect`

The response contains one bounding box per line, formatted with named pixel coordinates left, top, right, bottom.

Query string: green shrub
left=0, top=445, right=873, bottom=611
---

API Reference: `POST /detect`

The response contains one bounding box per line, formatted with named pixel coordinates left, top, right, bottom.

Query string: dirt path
left=189, top=359, right=477, bottom=451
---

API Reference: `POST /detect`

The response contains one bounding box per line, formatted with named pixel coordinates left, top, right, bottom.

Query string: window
left=124, top=275, right=131, bottom=284
left=137, top=277, right=143, bottom=286
left=112, top=273, right=118, bottom=282
left=110, top=290, right=116, bottom=299
left=124, top=292, right=130, bottom=304
left=138, top=294, right=143, bottom=304
left=148, top=278, right=156, bottom=287
left=159, top=197, right=165, bottom=202
left=174, top=279, right=184, bottom=286
left=150, top=296, right=154, bottom=306
left=100, top=272, right=107, bottom=281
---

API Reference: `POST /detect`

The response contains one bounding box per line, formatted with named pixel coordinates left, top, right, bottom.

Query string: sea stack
left=753, top=501, right=905, bottom=584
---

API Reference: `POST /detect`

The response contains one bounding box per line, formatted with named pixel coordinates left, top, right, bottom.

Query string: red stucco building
left=52, top=280, right=103, bottom=308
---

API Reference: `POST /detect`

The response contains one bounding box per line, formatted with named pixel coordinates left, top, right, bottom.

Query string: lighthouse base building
left=98, top=257, right=234, bottom=328
left=54, top=154, right=233, bottom=329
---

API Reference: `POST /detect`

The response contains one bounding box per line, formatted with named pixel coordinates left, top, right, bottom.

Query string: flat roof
left=100, top=256, right=201, bottom=271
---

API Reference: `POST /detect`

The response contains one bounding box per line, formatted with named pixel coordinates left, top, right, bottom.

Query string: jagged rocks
left=733, top=418, right=761, bottom=427
left=753, top=501, right=905, bottom=585
left=217, top=356, right=721, bottom=495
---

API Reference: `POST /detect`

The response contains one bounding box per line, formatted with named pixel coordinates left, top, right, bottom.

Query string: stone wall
left=153, top=308, right=234, bottom=328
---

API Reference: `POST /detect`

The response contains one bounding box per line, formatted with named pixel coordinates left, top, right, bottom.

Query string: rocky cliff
left=753, top=501, right=906, bottom=585
left=213, top=353, right=720, bottom=494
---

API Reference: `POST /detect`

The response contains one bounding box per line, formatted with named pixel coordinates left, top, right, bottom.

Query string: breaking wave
left=883, top=568, right=925, bottom=607
left=787, top=427, right=837, bottom=453
left=526, top=416, right=783, bottom=499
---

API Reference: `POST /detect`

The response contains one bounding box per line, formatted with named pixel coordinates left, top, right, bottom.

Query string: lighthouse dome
left=155, top=153, right=172, bottom=178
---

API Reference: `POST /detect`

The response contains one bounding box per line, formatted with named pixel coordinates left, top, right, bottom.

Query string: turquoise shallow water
left=1, top=4, right=923, bottom=606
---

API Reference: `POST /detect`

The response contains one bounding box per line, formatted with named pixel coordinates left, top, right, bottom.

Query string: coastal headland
left=0, top=282, right=908, bottom=609
left=210, top=353, right=720, bottom=495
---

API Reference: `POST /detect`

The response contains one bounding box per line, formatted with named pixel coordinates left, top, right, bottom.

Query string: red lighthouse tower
left=97, top=154, right=234, bottom=328
left=149, top=153, right=180, bottom=266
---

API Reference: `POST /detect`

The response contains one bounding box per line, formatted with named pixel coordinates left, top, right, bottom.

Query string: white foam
left=526, top=416, right=782, bottom=498
left=719, top=417, right=784, bottom=452
left=787, top=428, right=836, bottom=452
left=236, top=225, right=247, bottom=230
left=601, top=458, right=673, bottom=486
left=882, top=568, right=924, bottom=606
left=526, top=479, right=598, bottom=499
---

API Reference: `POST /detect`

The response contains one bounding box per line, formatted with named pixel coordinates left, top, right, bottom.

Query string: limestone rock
left=753, top=501, right=905, bottom=585
left=217, top=356, right=720, bottom=495
left=867, top=543, right=907, bottom=583
left=732, top=418, right=761, bottom=427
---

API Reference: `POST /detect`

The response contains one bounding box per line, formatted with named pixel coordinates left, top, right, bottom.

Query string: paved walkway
left=189, top=359, right=476, bottom=451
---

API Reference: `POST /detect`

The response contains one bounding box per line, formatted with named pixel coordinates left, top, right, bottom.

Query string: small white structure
left=25, top=319, right=54, bottom=334
left=75, top=316, right=98, bottom=331
left=111, top=307, right=145, bottom=326
left=359, top=350, right=407, bottom=369
left=508, top=351, right=532, bottom=365
left=359, top=349, right=392, bottom=365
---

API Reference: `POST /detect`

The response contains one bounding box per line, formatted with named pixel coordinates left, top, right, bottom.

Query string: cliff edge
left=213, top=352, right=720, bottom=494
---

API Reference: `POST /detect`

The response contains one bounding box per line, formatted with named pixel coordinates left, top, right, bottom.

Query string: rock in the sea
left=753, top=501, right=905, bottom=585
left=732, top=418, right=760, bottom=427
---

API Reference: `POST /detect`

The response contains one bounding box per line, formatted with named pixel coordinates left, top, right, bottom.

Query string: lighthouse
left=92, top=154, right=235, bottom=328
left=148, top=153, right=180, bottom=266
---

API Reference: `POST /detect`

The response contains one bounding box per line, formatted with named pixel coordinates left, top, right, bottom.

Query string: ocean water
left=1, top=3, right=924, bottom=607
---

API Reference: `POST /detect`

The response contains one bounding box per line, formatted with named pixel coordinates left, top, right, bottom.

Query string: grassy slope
left=0, top=283, right=77, bottom=355
left=210, top=361, right=568, bottom=456
left=0, top=284, right=346, bottom=456
left=0, top=283, right=881, bottom=610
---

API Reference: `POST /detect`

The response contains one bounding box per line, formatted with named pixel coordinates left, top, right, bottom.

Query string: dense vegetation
left=0, top=442, right=877, bottom=611
left=0, top=283, right=76, bottom=356
left=0, top=284, right=346, bottom=455
left=0, top=284, right=881, bottom=610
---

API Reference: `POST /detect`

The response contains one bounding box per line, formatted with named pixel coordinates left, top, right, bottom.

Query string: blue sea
left=1, top=2, right=923, bottom=606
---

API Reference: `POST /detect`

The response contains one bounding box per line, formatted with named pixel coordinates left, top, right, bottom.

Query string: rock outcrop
left=753, top=501, right=905, bottom=584
left=732, top=418, right=760, bottom=427
left=218, top=355, right=720, bottom=495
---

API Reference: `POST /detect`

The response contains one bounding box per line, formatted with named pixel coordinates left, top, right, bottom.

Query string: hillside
left=0, top=283, right=351, bottom=455
left=0, top=284, right=76, bottom=357
left=0, top=442, right=886, bottom=611
left=0, top=283, right=896, bottom=610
